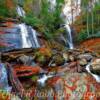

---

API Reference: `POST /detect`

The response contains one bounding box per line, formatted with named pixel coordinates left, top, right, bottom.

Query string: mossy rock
left=53, top=54, right=65, bottom=66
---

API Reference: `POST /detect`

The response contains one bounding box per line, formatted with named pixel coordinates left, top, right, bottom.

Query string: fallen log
left=2, top=48, right=36, bottom=56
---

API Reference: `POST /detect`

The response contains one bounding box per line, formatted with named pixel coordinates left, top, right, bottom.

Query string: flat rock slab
left=37, top=72, right=100, bottom=100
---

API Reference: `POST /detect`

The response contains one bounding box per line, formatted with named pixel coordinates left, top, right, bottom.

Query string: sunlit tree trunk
left=91, top=10, right=94, bottom=35
left=81, top=0, right=90, bottom=37
left=86, top=2, right=90, bottom=37
left=89, top=0, right=95, bottom=35
left=71, top=0, right=74, bottom=24
left=86, top=9, right=90, bottom=37
left=76, top=0, right=79, bottom=15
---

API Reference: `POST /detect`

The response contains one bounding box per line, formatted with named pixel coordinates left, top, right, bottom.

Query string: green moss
left=0, top=7, right=9, bottom=17
left=77, top=29, right=100, bottom=42
left=22, top=15, right=43, bottom=27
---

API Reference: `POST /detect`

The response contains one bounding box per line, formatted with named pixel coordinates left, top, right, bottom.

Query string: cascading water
left=48, top=0, right=74, bottom=49
left=18, top=23, right=32, bottom=48
left=28, top=26, right=40, bottom=48
left=86, top=63, right=100, bottom=83
left=64, top=24, right=74, bottom=49
left=62, top=0, right=81, bottom=49
left=16, top=6, right=25, bottom=17
left=48, top=0, right=56, bottom=11
left=16, top=5, right=40, bottom=48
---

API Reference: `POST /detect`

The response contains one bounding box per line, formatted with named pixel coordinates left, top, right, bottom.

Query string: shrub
left=77, top=30, right=88, bottom=42
left=0, top=6, right=9, bottom=17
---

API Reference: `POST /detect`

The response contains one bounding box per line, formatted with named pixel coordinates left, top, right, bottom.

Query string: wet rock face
left=90, top=59, right=100, bottom=75
left=17, top=54, right=36, bottom=66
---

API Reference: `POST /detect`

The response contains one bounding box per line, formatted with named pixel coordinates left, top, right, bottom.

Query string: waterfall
left=16, top=6, right=25, bottom=17
left=62, top=0, right=81, bottom=49
left=16, top=5, right=40, bottom=48
left=48, top=0, right=74, bottom=49
left=18, top=23, right=32, bottom=48
left=48, top=0, right=56, bottom=11
left=65, top=24, right=74, bottom=49
left=86, top=63, right=100, bottom=83
left=28, top=26, right=40, bottom=48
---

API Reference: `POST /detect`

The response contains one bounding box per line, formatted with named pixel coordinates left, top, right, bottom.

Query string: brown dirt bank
left=79, top=38, right=100, bottom=54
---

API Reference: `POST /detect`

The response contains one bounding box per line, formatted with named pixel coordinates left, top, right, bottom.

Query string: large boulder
left=78, top=58, right=88, bottom=66
left=63, top=53, right=69, bottom=62
left=90, top=59, right=100, bottom=75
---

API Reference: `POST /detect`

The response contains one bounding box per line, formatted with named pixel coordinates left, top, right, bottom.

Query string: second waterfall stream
left=16, top=6, right=40, bottom=48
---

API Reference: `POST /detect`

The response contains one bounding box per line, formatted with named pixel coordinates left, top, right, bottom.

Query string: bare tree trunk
left=91, top=11, right=94, bottom=35
left=71, top=0, right=74, bottom=24
left=86, top=10, right=90, bottom=37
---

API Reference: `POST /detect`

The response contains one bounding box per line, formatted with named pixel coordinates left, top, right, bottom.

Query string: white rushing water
left=37, top=74, right=53, bottom=87
left=62, top=0, right=81, bottom=49
left=16, top=5, right=40, bottom=48
left=30, top=27, right=40, bottom=48
left=16, top=6, right=25, bottom=17
left=47, top=0, right=74, bottom=49
left=86, top=63, right=100, bottom=83
left=48, top=0, right=56, bottom=11
left=65, top=24, right=74, bottom=49
left=18, top=23, right=32, bottom=48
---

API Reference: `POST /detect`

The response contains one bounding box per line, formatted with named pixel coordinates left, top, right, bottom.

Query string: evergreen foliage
left=76, top=0, right=100, bottom=42
left=23, top=0, right=64, bottom=39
